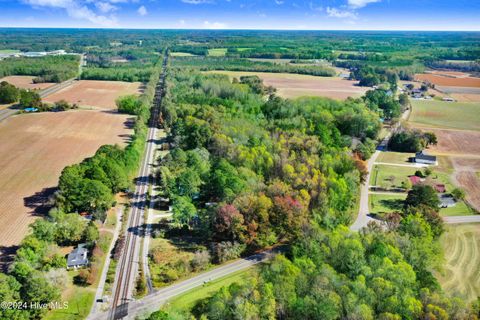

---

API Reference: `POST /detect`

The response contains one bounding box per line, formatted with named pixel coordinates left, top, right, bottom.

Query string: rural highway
left=89, top=247, right=281, bottom=320
left=104, top=53, right=168, bottom=320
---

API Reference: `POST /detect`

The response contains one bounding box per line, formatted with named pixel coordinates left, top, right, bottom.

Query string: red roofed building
left=435, top=184, right=446, bottom=193
left=409, top=176, right=422, bottom=185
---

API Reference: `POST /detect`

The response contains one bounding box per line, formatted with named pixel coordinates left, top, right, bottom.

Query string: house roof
left=439, top=195, right=456, bottom=207
left=415, top=151, right=437, bottom=162
left=409, top=176, right=422, bottom=185
left=67, top=243, right=89, bottom=267
left=435, top=184, right=446, bottom=193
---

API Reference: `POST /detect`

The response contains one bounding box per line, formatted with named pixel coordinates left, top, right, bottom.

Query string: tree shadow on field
left=379, top=199, right=405, bottom=211
left=23, top=186, right=57, bottom=216
left=0, top=245, right=19, bottom=272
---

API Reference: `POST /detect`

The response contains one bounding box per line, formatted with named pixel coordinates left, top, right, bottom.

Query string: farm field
left=437, top=224, right=480, bottom=301
left=415, top=73, right=480, bottom=87
left=207, top=48, right=227, bottom=56
left=0, top=75, right=55, bottom=90
left=42, top=80, right=143, bottom=110
left=409, top=100, right=480, bottom=131
left=0, top=110, right=133, bottom=247
left=206, top=70, right=367, bottom=100
left=436, top=86, right=480, bottom=103
left=170, top=52, right=197, bottom=57
left=451, top=158, right=480, bottom=212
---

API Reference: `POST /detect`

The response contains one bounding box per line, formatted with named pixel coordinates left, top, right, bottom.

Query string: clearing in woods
left=437, top=224, right=480, bottom=301
left=0, top=110, right=133, bottom=247
left=0, top=75, right=56, bottom=90
left=42, top=80, right=143, bottom=110
left=206, top=70, right=367, bottom=100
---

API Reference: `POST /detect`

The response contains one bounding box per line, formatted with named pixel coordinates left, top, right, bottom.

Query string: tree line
left=0, top=55, right=80, bottom=83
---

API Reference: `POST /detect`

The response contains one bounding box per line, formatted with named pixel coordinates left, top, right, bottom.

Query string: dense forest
left=0, top=55, right=80, bottom=82
left=144, top=63, right=479, bottom=318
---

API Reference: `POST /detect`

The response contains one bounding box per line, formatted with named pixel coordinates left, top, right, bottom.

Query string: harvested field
left=206, top=70, right=367, bottom=100
left=419, top=129, right=480, bottom=156
left=0, top=110, right=133, bottom=247
left=451, top=158, right=480, bottom=212
left=409, top=100, right=480, bottom=131
left=415, top=73, right=480, bottom=87
left=43, top=80, right=143, bottom=110
left=437, top=224, right=480, bottom=301
left=0, top=75, right=55, bottom=90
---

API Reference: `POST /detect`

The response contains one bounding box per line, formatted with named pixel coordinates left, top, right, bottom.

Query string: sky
left=0, top=0, right=479, bottom=31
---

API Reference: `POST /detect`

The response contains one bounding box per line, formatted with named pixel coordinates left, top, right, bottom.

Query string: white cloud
left=137, top=5, right=147, bottom=16
left=203, top=20, right=226, bottom=29
left=347, top=0, right=381, bottom=9
left=95, top=2, right=117, bottom=13
left=181, top=0, right=213, bottom=4
left=326, top=7, right=357, bottom=19
left=23, top=0, right=118, bottom=26
left=275, top=0, right=284, bottom=4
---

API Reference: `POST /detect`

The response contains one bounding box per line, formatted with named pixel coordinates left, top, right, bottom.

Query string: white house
left=414, top=151, right=437, bottom=165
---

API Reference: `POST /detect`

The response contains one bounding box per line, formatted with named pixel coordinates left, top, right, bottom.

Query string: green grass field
left=236, top=47, right=252, bottom=52
left=207, top=48, right=227, bottom=56
left=410, top=100, right=480, bottom=131
left=369, top=193, right=472, bottom=216
left=376, top=151, right=415, bottom=165
left=436, top=224, right=480, bottom=301
left=43, top=271, right=96, bottom=320
left=170, top=52, right=197, bottom=57
left=164, top=268, right=257, bottom=314
left=369, top=193, right=406, bottom=216
left=370, top=164, right=420, bottom=189
left=0, top=49, right=20, bottom=54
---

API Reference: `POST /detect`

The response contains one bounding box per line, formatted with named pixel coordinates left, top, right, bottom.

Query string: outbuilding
left=414, top=151, right=437, bottom=165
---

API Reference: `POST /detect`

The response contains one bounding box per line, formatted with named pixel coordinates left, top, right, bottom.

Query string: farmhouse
left=434, top=184, right=446, bottom=193
left=67, top=243, right=89, bottom=269
left=414, top=151, right=437, bottom=165
left=409, top=175, right=423, bottom=185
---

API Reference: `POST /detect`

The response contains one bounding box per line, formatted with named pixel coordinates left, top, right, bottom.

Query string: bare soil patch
left=421, top=129, right=480, bottom=156
left=451, top=158, right=480, bottom=212
left=0, top=110, right=133, bottom=247
left=43, top=80, right=143, bottom=110
left=0, top=75, right=55, bottom=90
left=207, top=70, right=367, bottom=100
left=415, top=73, right=480, bottom=87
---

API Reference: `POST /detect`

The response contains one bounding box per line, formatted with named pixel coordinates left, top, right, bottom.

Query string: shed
left=409, top=176, right=422, bottom=185
left=439, top=195, right=456, bottom=208
left=414, top=151, right=437, bottom=165
left=434, top=184, right=446, bottom=193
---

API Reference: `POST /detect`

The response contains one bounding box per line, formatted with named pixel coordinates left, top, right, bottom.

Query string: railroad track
left=107, top=52, right=168, bottom=320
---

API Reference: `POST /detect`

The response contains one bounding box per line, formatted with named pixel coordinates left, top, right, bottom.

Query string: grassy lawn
left=171, top=52, right=197, bottom=57
left=370, top=164, right=419, bottom=189
left=410, top=100, right=480, bottom=131
left=0, top=49, right=20, bottom=54
left=376, top=151, right=415, bottom=165
left=164, top=268, right=257, bottom=314
left=368, top=192, right=472, bottom=216
left=207, top=48, right=227, bottom=56
left=369, top=193, right=406, bottom=216
left=236, top=47, right=252, bottom=52
left=436, top=223, right=480, bottom=301
left=148, top=234, right=207, bottom=288
left=43, top=271, right=96, bottom=320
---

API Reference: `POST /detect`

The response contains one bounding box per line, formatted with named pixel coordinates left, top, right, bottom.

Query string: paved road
left=89, top=247, right=280, bottom=320
left=38, top=78, right=77, bottom=98
left=350, top=150, right=381, bottom=231
left=444, top=216, right=480, bottom=224
left=0, top=108, right=17, bottom=122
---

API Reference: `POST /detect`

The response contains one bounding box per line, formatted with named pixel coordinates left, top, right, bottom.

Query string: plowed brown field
left=415, top=73, right=480, bottom=87
left=0, top=75, right=55, bottom=90
left=0, top=110, right=133, bottom=247
left=43, top=80, right=143, bottom=110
